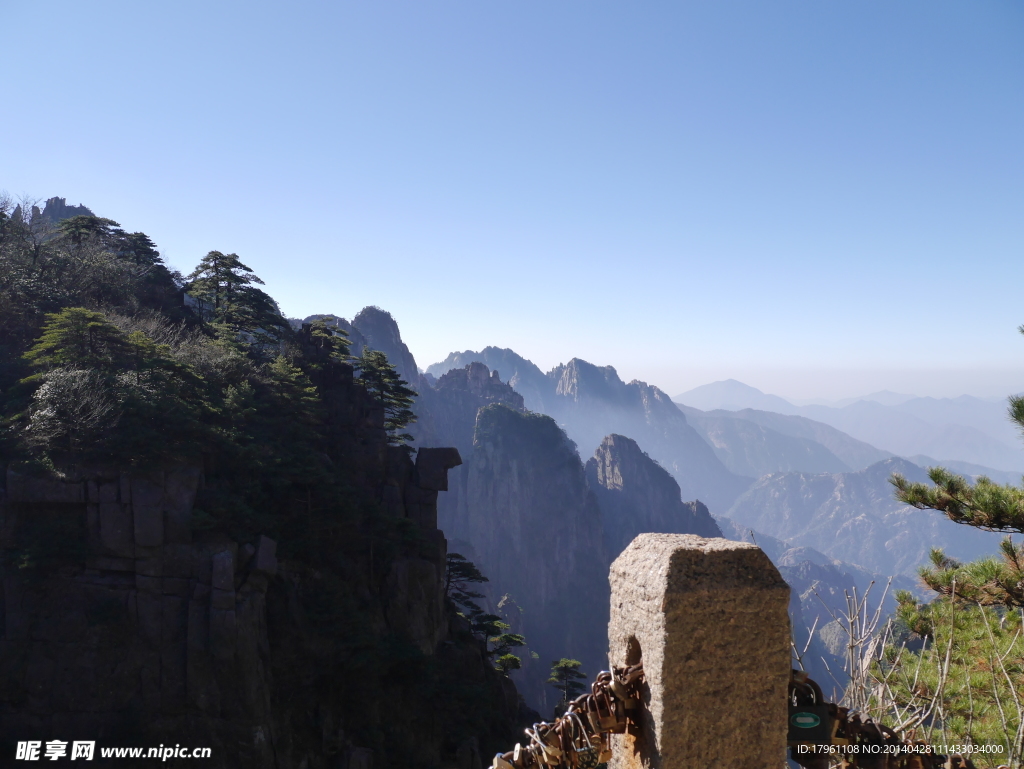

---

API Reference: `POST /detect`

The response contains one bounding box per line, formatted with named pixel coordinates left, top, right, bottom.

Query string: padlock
left=595, top=687, right=626, bottom=733
left=566, top=713, right=600, bottom=769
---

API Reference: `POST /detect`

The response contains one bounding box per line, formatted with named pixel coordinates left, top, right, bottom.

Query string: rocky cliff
left=465, top=405, right=607, bottom=713
left=420, top=364, right=526, bottom=548
left=585, top=434, right=721, bottom=561
left=427, top=348, right=551, bottom=414
left=546, top=359, right=749, bottom=512
left=351, top=307, right=427, bottom=389
left=427, top=350, right=751, bottom=513
left=0, top=343, right=524, bottom=768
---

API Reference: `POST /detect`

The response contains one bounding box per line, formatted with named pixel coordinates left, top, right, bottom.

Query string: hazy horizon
left=4, top=1, right=1022, bottom=405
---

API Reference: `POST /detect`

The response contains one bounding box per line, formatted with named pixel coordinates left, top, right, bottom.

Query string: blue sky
left=3, top=1, right=1022, bottom=399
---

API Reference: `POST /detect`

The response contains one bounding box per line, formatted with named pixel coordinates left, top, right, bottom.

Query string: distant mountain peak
left=674, top=380, right=798, bottom=414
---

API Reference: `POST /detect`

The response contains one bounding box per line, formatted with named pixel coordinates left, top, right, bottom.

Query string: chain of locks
left=490, top=664, right=645, bottom=769
left=790, top=671, right=991, bottom=769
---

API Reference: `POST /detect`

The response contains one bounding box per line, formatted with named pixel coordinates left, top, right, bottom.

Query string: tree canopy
left=186, top=250, right=285, bottom=344
left=355, top=348, right=417, bottom=448
left=548, top=658, right=587, bottom=708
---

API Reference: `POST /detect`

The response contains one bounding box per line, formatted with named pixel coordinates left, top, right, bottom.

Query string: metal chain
left=490, top=664, right=645, bottom=769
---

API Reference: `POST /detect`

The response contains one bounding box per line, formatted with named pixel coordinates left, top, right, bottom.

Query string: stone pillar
left=608, top=533, right=790, bottom=769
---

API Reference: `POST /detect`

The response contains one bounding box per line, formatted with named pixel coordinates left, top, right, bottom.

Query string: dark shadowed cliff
left=465, top=405, right=607, bottom=712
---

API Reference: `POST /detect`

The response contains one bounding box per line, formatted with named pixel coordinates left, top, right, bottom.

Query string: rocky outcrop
left=547, top=359, right=750, bottom=512
left=427, top=348, right=552, bottom=414
left=427, top=350, right=751, bottom=513
left=352, top=306, right=426, bottom=388
left=465, top=405, right=607, bottom=712
left=11, top=197, right=95, bottom=227
left=419, top=364, right=526, bottom=544
left=0, top=466, right=283, bottom=764
left=585, top=435, right=721, bottom=561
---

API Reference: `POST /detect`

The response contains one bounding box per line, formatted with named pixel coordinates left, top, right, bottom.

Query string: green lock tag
left=787, top=704, right=831, bottom=745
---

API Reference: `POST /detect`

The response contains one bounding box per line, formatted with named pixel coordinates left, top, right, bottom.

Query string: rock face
left=423, top=364, right=526, bottom=542
left=547, top=359, right=749, bottom=512
left=427, top=348, right=552, bottom=414
left=427, top=350, right=751, bottom=513
left=0, top=466, right=285, bottom=763
left=586, top=435, right=721, bottom=561
left=608, top=534, right=790, bottom=769
left=0, top=382, right=511, bottom=768
left=726, top=458, right=1003, bottom=577
left=352, top=306, right=426, bottom=388
left=466, top=404, right=608, bottom=712
left=11, top=197, right=95, bottom=226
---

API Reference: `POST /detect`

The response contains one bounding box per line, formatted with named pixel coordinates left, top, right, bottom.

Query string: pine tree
left=548, top=658, right=587, bottom=707
left=354, top=348, right=417, bottom=447
left=890, top=323, right=1024, bottom=607
left=444, top=552, right=488, bottom=615
left=185, top=251, right=284, bottom=343
left=23, top=307, right=130, bottom=371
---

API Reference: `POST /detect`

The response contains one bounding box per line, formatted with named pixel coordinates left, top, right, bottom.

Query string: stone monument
left=608, top=533, right=791, bottom=769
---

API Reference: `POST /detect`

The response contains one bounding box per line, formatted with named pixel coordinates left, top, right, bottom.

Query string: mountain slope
left=726, top=458, right=1004, bottom=577
left=430, top=351, right=751, bottom=513
left=677, top=406, right=852, bottom=476
left=546, top=359, right=751, bottom=511
left=674, top=380, right=1024, bottom=471
left=465, top=404, right=607, bottom=711
left=798, top=400, right=1023, bottom=471
left=586, top=434, right=721, bottom=560
left=426, top=347, right=551, bottom=413
left=681, top=405, right=892, bottom=471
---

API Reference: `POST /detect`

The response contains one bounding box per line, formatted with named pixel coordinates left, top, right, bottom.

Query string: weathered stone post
left=608, top=533, right=791, bottom=769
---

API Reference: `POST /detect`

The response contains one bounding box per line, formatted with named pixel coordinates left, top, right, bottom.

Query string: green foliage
left=495, top=654, right=523, bottom=674
left=445, top=552, right=489, bottom=614
left=24, top=307, right=130, bottom=371
left=307, top=317, right=352, bottom=366
left=874, top=596, right=1024, bottom=761
left=0, top=197, right=521, bottom=768
left=0, top=198, right=184, bottom=399
left=487, top=621, right=526, bottom=674
left=877, top=323, right=1024, bottom=762
left=892, top=468, right=1024, bottom=533
left=354, top=348, right=417, bottom=447
left=445, top=554, right=528, bottom=674
left=548, top=658, right=587, bottom=705
left=916, top=540, right=1024, bottom=608
left=185, top=250, right=285, bottom=345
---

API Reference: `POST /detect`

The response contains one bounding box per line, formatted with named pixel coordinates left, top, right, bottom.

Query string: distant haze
left=3, top=2, right=1022, bottom=403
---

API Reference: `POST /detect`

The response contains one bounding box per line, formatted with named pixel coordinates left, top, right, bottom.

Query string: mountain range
left=676, top=379, right=1024, bottom=472
left=350, top=324, right=1016, bottom=705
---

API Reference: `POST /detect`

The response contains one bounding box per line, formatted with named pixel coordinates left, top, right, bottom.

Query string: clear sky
left=3, top=1, right=1022, bottom=400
